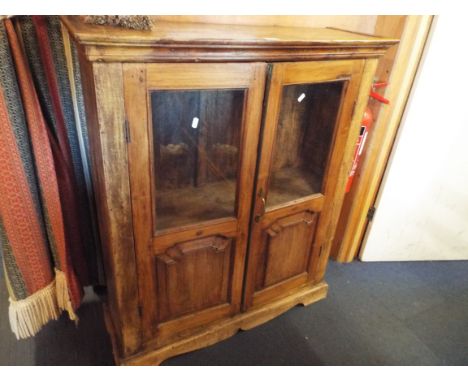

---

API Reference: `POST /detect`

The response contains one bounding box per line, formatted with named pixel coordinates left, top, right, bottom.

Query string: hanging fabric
left=18, top=16, right=100, bottom=285
left=0, top=16, right=98, bottom=338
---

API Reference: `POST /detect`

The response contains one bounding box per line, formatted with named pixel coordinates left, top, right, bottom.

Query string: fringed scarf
left=0, top=16, right=95, bottom=338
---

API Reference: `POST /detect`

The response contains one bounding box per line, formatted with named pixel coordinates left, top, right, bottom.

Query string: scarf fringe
left=8, top=280, right=59, bottom=339
left=55, top=268, right=78, bottom=322
left=8, top=269, right=78, bottom=339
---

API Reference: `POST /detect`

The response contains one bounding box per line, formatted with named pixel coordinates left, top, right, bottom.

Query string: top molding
left=61, top=16, right=399, bottom=63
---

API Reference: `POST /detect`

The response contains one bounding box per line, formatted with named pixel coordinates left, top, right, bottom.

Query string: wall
left=361, top=15, right=468, bottom=261
left=156, top=16, right=378, bottom=34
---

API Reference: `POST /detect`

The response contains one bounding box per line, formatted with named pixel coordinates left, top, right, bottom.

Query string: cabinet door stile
left=231, top=63, right=267, bottom=310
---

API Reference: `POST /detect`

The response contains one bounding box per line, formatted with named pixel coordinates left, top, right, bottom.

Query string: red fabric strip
left=32, top=16, right=74, bottom=169
left=32, top=16, right=89, bottom=290
left=0, top=87, right=53, bottom=294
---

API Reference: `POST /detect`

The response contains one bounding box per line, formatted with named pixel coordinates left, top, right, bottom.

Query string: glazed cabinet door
left=124, top=63, right=266, bottom=347
left=243, top=60, right=366, bottom=309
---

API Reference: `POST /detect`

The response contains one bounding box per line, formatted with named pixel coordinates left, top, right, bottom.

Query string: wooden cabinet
left=62, top=17, right=396, bottom=365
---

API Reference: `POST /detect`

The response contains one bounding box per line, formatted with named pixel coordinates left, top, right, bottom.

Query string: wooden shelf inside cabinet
left=62, top=16, right=397, bottom=365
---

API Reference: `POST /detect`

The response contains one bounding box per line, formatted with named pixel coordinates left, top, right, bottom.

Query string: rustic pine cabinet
left=63, top=17, right=396, bottom=365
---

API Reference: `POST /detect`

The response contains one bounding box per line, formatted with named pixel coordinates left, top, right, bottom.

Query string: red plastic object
left=345, top=81, right=390, bottom=193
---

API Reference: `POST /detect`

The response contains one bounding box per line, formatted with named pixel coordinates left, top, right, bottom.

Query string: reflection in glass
left=267, top=81, right=345, bottom=208
left=151, top=89, right=245, bottom=231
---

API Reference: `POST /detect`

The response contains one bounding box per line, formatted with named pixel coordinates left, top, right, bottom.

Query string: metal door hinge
left=124, top=119, right=131, bottom=143
left=351, top=100, right=357, bottom=116
left=367, top=206, right=376, bottom=221
left=267, top=63, right=273, bottom=77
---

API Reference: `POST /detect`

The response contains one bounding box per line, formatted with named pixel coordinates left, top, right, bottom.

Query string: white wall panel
left=361, top=15, right=468, bottom=261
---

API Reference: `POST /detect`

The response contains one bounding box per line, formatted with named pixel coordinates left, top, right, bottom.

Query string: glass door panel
left=267, top=81, right=345, bottom=208
left=151, top=89, right=245, bottom=231
left=243, top=60, right=364, bottom=310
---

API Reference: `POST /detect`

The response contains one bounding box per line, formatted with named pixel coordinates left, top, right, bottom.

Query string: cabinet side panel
left=77, top=51, right=117, bottom=323
left=79, top=55, right=141, bottom=356
left=310, top=58, right=379, bottom=282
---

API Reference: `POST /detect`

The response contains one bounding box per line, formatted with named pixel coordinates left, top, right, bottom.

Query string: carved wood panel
left=256, top=211, right=317, bottom=289
left=155, top=235, right=232, bottom=323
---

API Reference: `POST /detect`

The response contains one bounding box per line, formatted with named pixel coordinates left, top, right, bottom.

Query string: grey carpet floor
left=1, top=260, right=467, bottom=365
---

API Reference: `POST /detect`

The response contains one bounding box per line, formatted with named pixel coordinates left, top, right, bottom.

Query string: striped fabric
left=20, top=16, right=99, bottom=285
left=0, top=16, right=97, bottom=338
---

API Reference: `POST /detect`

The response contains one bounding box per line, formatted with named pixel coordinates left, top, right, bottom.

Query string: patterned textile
left=0, top=16, right=97, bottom=338
left=19, top=16, right=99, bottom=284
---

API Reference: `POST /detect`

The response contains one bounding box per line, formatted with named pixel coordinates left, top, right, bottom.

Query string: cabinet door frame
left=243, top=59, right=367, bottom=309
left=123, top=63, right=266, bottom=345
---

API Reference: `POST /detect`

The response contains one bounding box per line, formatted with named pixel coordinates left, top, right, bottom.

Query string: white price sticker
left=297, top=93, right=306, bottom=102
left=191, top=117, right=199, bottom=129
